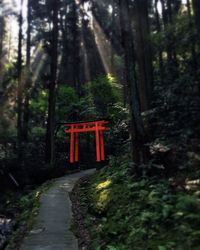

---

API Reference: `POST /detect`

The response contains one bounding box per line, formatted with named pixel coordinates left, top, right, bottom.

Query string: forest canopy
left=0, top=0, right=199, bottom=178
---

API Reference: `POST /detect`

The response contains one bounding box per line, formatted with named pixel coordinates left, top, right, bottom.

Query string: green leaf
left=107, top=246, right=118, bottom=250
left=158, top=246, right=167, bottom=250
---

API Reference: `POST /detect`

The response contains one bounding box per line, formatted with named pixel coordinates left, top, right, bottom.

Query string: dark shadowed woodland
left=0, top=0, right=200, bottom=249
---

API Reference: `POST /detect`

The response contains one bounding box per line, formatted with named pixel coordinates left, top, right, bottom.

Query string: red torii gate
left=65, top=120, right=109, bottom=163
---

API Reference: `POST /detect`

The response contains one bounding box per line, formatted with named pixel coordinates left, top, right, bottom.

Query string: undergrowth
left=79, top=156, right=200, bottom=250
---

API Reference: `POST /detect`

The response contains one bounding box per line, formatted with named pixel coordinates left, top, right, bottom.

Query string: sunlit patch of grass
left=88, top=178, right=112, bottom=212
left=95, top=189, right=110, bottom=210
left=107, top=73, right=115, bottom=82
left=96, top=179, right=111, bottom=191
left=94, top=179, right=112, bottom=210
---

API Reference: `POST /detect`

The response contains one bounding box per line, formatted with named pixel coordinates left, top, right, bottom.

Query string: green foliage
left=29, top=90, right=48, bottom=118
left=79, top=156, right=200, bottom=249
left=176, top=195, right=200, bottom=213
left=31, top=127, right=46, bottom=138
left=84, top=74, right=122, bottom=117
left=57, top=85, right=78, bottom=121
left=152, top=14, right=197, bottom=63
left=0, top=63, right=17, bottom=140
left=55, top=74, right=125, bottom=127
left=147, top=10, right=200, bottom=175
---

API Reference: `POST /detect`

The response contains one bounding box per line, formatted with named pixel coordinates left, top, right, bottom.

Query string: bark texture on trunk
left=192, top=0, right=200, bottom=33
left=134, top=0, right=153, bottom=112
left=120, top=0, right=149, bottom=171
left=17, top=0, right=24, bottom=160
left=22, top=0, right=31, bottom=141
left=45, top=0, right=59, bottom=164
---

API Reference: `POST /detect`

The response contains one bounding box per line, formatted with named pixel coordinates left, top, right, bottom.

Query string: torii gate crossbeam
left=65, top=120, right=109, bottom=163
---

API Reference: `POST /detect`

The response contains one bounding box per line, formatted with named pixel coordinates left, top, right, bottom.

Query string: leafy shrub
left=79, top=156, right=200, bottom=249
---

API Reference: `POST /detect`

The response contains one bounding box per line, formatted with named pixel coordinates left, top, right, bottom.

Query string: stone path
left=20, top=169, right=96, bottom=250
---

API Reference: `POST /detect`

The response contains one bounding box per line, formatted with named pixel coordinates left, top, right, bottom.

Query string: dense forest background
left=1, top=0, right=200, bottom=249
left=0, top=0, right=200, bottom=181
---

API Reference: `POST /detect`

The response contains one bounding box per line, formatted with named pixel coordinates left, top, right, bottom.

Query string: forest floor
left=71, top=159, right=200, bottom=250
left=5, top=169, right=95, bottom=250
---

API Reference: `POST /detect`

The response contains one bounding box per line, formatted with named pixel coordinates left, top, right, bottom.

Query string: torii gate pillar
left=65, top=120, right=109, bottom=163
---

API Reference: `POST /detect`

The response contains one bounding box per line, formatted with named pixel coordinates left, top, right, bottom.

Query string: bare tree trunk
left=17, top=0, right=23, bottom=160
left=160, top=0, right=172, bottom=64
left=0, top=15, right=5, bottom=85
left=22, top=0, right=31, bottom=141
left=186, top=0, right=197, bottom=70
left=45, top=0, right=59, bottom=165
left=192, top=0, right=200, bottom=34
left=160, top=0, right=178, bottom=76
left=72, top=1, right=80, bottom=96
left=118, top=0, right=127, bottom=108
left=110, top=0, right=115, bottom=74
left=119, top=0, right=149, bottom=171
left=155, top=0, right=164, bottom=82
left=134, top=0, right=154, bottom=112
left=192, top=0, right=200, bottom=94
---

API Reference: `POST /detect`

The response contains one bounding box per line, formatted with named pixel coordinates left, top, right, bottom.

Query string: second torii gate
left=65, top=120, right=109, bottom=163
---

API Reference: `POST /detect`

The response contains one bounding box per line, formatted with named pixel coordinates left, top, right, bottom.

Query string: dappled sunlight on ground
left=96, top=179, right=111, bottom=191
left=94, top=179, right=112, bottom=210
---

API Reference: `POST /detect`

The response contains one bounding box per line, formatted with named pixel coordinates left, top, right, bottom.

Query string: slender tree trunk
left=160, top=0, right=172, bottom=64
left=161, top=0, right=178, bottom=76
left=72, top=1, right=80, bottom=95
left=134, top=0, right=153, bottom=111
left=119, top=0, right=149, bottom=171
left=155, top=0, right=164, bottom=81
left=45, top=0, right=59, bottom=164
left=167, top=0, right=172, bottom=23
left=118, top=0, right=127, bottom=107
left=167, top=0, right=178, bottom=67
left=110, top=0, right=115, bottom=74
left=0, top=15, right=5, bottom=85
left=17, top=0, right=23, bottom=160
left=192, top=0, right=200, bottom=34
left=192, top=0, right=200, bottom=95
left=160, top=0, right=168, bottom=27
left=22, top=0, right=31, bottom=141
left=186, top=0, right=197, bottom=70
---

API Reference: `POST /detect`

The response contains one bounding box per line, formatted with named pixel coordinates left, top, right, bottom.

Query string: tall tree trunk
left=155, top=0, right=164, bottom=82
left=22, top=0, right=31, bottom=141
left=192, top=0, right=200, bottom=94
left=17, top=0, right=23, bottom=160
left=72, top=1, right=80, bottom=96
left=45, top=0, right=59, bottom=164
left=186, top=0, right=197, bottom=70
left=160, top=0, right=172, bottom=63
left=0, top=15, right=5, bottom=85
left=119, top=0, right=148, bottom=171
left=134, top=0, right=153, bottom=112
left=110, top=0, right=115, bottom=74
left=160, top=0, right=178, bottom=76
left=192, top=0, right=200, bottom=34
left=118, top=0, right=127, bottom=107
left=167, top=0, right=172, bottom=23
left=160, top=0, right=168, bottom=27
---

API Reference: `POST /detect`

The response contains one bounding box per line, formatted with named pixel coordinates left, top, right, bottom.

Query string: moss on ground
left=79, top=157, right=200, bottom=250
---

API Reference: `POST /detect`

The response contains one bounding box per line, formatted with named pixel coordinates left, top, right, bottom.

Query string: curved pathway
left=20, top=169, right=96, bottom=250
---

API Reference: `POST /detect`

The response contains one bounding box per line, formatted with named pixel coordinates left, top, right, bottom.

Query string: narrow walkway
left=20, top=169, right=96, bottom=250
